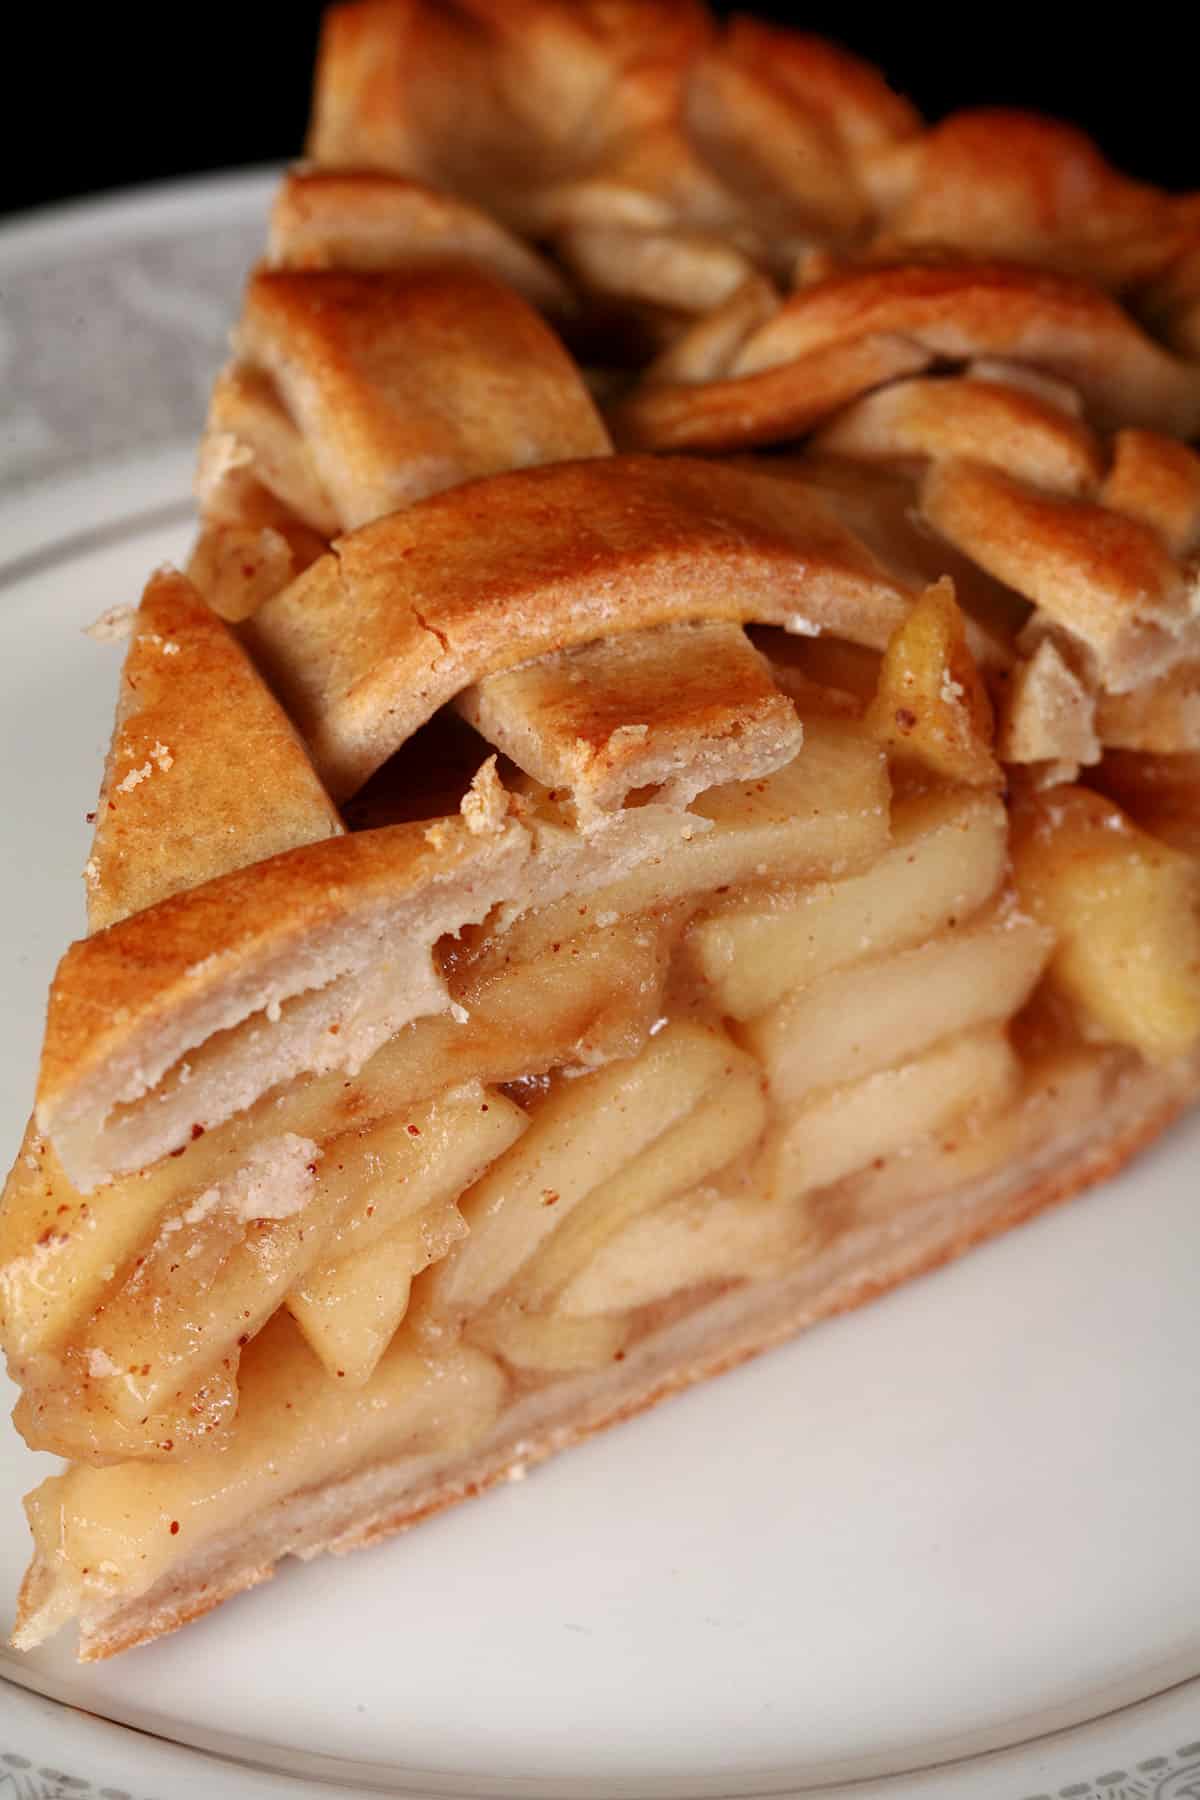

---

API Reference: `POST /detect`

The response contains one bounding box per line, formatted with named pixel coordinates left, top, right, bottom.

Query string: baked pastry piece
left=5, top=0, right=1200, bottom=1660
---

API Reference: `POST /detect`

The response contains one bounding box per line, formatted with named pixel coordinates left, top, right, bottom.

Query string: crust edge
left=23, top=1055, right=1196, bottom=1661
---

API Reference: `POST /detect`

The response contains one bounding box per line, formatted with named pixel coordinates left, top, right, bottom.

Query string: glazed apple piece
left=287, top=1199, right=470, bottom=1385
left=426, top=1022, right=758, bottom=1319
left=15, top=1315, right=508, bottom=1654
left=685, top=787, right=1007, bottom=1018
left=864, top=578, right=1003, bottom=789
left=767, top=1024, right=1023, bottom=1202
left=743, top=902, right=1052, bottom=1103
left=15, top=1086, right=523, bottom=1459
left=501, top=720, right=890, bottom=958
left=554, top=1177, right=809, bottom=1318
left=1010, top=785, right=1200, bottom=1061
left=510, top=1060, right=767, bottom=1312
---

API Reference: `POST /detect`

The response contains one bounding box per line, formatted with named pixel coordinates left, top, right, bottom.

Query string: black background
left=3, top=4, right=1197, bottom=221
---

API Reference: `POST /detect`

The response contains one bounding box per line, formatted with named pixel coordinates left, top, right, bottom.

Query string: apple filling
left=8, top=600, right=1200, bottom=1654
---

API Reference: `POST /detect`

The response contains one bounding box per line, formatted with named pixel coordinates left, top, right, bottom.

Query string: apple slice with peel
left=743, top=900, right=1051, bottom=1104
left=686, top=787, right=1008, bottom=1018
left=427, top=1021, right=753, bottom=1317
left=767, top=1024, right=1022, bottom=1202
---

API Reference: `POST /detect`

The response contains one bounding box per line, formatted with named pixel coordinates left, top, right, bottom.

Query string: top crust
left=36, top=816, right=529, bottom=1191
left=867, top=109, right=1191, bottom=289
left=730, top=263, right=1200, bottom=437
left=233, top=266, right=611, bottom=532
left=245, top=452, right=915, bottom=798
left=86, top=569, right=343, bottom=933
left=457, top=620, right=805, bottom=821
left=267, top=169, right=578, bottom=321
left=307, top=0, right=715, bottom=232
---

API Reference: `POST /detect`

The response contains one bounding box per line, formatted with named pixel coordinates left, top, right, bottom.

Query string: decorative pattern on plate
left=2, top=1732, right=1200, bottom=1799
left=1018, top=1740, right=1200, bottom=1800
left=0, top=1747, right=148, bottom=1800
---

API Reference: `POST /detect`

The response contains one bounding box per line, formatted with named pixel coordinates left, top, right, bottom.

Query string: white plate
left=0, top=174, right=1197, bottom=1800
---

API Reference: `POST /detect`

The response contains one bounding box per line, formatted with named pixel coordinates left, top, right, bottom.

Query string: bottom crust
left=21, top=1050, right=1199, bottom=1661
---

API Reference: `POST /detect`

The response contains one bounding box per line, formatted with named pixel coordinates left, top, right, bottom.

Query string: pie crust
left=4, top=0, right=1199, bottom=1659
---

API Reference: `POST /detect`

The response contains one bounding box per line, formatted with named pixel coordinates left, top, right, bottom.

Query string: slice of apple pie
left=5, top=0, right=1200, bottom=1660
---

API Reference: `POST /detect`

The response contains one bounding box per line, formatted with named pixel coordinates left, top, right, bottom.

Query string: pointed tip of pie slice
left=85, top=567, right=345, bottom=935
left=40, top=811, right=532, bottom=1192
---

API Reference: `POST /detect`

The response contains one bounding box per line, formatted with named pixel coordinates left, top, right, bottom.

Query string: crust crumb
left=460, top=755, right=510, bottom=835
left=84, top=605, right=135, bottom=643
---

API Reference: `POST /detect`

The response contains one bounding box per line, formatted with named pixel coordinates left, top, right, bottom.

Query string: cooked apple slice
left=427, top=1022, right=752, bottom=1317
left=13, top=1359, right=240, bottom=1466
left=0, top=1030, right=460, bottom=1367
left=465, top=1305, right=631, bottom=1373
left=1010, top=785, right=1200, bottom=1061
left=513, top=1061, right=767, bottom=1311
left=685, top=787, right=1007, bottom=1018
left=501, top=719, right=890, bottom=958
left=1, top=1001, right=537, bottom=1373
left=767, top=1025, right=1022, bottom=1202
left=287, top=1198, right=469, bottom=1385
left=864, top=578, right=1003, bottom=789
left=846, top=1043, right=1117, bottom=1226
left=557, top=1181, right=809, bottom=1318
left=15, top=1087, right=523, bottom=1459
left=743, top=902, right=1052, bottom=1103
left=15, top=1315, right=508, bottom=1654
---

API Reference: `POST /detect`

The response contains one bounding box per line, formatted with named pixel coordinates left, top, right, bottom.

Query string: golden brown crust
left=185, top=518, right=327, bottom=624
left=196, top=362, right=341, bottom=538
left=921, top=458, right=1199, bottom=690
left=247, top=453, right=915, bottom=799
left=810, top=375, right=1103, bottom=494
left=995, top=637, right=1100, bottom=775
left=866, top=109, right=1192, bottom=290
left=457, top=620, right=804, bottom=819
left=610, top=330, right=932, bottom=452
left=36, top=816, right=530, bottom=1188
left=1100, top=428, right=1200, bottom=555
left=268, top=168, right=577, bottom=320
left=730, top=263, right=1200, bottom=437
left=307, top=0, right=714, bottom=234
left=233, top=266, right=611, bottom=532
left=12, top=1, right=1200, bottom=1669
left=85, top=569, right=343, bottom=933
left=48, top=1051, right=1198, bottom=1661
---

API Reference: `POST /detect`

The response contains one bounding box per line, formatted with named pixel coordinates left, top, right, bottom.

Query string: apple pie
left=5, top=0, right=1200, bottom=1660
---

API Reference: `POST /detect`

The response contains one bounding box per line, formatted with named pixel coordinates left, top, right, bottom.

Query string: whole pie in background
left=3, top=0, right=1199, bottom=1660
